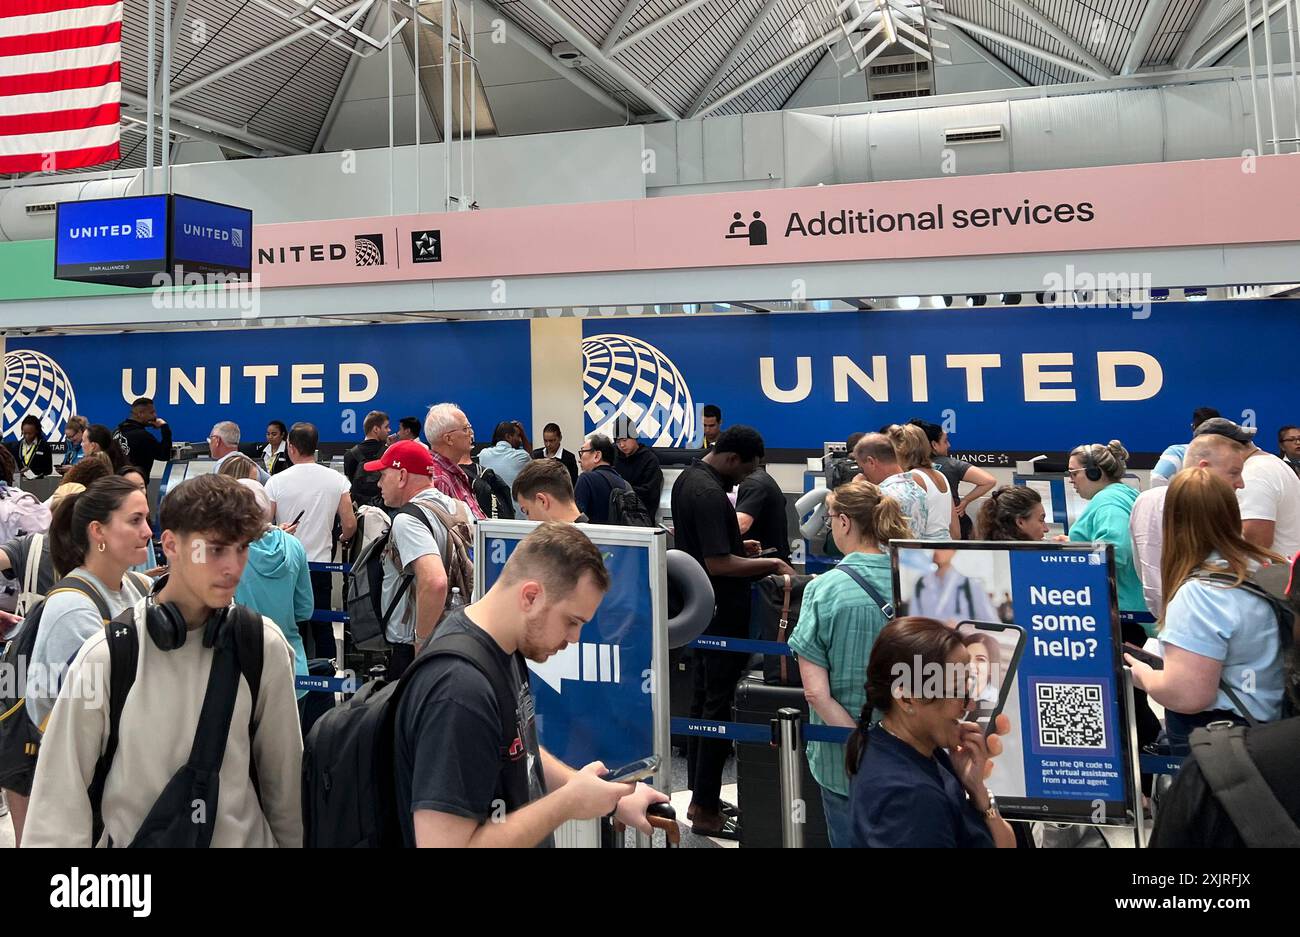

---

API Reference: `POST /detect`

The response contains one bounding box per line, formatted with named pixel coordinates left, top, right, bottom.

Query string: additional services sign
left=246, top=155, right=1300, bottom=289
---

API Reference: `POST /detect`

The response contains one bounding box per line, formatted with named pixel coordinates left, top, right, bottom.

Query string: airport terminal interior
left=2, top=0, right=1300, bottom=863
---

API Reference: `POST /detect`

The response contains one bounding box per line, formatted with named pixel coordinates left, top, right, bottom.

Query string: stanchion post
left=775, top=707, right=805, bottom=848
left=1123, top=666, right=1148, bottom=848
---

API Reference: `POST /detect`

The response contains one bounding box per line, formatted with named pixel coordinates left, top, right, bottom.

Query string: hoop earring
left=97, top=542, right=106, bottom=553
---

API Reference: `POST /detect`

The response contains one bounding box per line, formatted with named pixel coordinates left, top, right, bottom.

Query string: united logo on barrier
left=581, top=334, right=697, bottom=446
left=2, top=350, right=78, bottom=443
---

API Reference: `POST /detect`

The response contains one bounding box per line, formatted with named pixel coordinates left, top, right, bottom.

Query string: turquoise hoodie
left=236, top=526, right=312, bottom=699
left=1069, top=482, right=1150, bottom=628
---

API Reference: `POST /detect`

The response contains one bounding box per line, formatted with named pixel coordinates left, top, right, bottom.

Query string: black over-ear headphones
left=1083, top=447, right=1104, bottom=483
left=145, top=575, right=233, bottom=651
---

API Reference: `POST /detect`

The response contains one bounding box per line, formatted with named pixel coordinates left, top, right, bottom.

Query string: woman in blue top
left=1126, top=469, right=1288, bottom=755
left=790, top=480, right=912, bottom=847
left=845, top=616, right=1016, bottom=848
left=1067, top=439, right=1160, bottom=761
left=1067, top=440, right=1147, bottom=618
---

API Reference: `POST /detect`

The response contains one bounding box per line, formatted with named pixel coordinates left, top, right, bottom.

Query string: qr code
left=1036, top=683, right=1106, bottom=748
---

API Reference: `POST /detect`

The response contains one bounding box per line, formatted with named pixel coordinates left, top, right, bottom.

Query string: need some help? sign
left=478, top=527, right=659, bottom=770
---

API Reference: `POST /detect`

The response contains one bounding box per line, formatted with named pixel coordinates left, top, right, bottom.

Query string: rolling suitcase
left=733, top=675, right=830, bottom=847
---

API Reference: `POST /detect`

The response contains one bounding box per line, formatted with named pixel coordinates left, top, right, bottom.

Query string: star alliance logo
left=354, top=234, right=385, bottom=267
left=135, top=218, right=153, bottom=239
left=411, top=229, right=442, bottom=263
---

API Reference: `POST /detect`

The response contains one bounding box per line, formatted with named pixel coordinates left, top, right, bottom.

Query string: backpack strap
left=89, top=608, right=140, bottom=846
left=381, top=503, right=442, bottom=629
left=230, top=606, right=265, bottom=810
left=22, top=533, right=43, bottom=601
left=834, top=564, right=896, bottom=619
left=52, top=574, right=112, bottom=623
left=1190, top=724, right=1300, bottom=848
left=961, top=580, right=975, bottom=620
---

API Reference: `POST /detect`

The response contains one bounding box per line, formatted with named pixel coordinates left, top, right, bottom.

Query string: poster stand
left=473, top=520, right=670, bottom=848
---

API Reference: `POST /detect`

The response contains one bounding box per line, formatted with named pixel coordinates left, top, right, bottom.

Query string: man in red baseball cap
left=366, top=440, right=471, bottom=680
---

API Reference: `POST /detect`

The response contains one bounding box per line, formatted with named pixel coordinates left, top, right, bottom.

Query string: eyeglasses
left=577, top=448, right=595, bottom=456
left=1065, top=468, right=1084, bottom=478
left=1283, top=437, right=1300, bottom=444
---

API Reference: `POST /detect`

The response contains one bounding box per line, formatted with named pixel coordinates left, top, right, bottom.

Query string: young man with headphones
left=23, top=475, right=304, bottom=848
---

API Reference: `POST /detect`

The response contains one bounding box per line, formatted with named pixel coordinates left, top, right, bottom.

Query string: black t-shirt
left=670, top=459, right=750, bottom=632
left=736, top=467, right=790, bottom=563
left=1150, top=718, right=1300, bottom=848
left=394, top=610, right=551, bottom=847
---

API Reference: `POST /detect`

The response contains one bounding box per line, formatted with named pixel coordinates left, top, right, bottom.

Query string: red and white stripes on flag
left=0, top=0, right=123, bottom=173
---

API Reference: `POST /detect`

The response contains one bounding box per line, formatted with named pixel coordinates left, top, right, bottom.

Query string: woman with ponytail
left=845, top=616, right=1015, bottom=848
left=26, top=477, right=154, bottom=731
left=788, top=480, right=912, bottom=847
left=978, top=486, right=1050, bottom=542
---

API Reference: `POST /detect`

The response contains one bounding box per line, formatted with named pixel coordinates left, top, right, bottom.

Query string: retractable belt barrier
left=293, top=573, right=1181, bottom=778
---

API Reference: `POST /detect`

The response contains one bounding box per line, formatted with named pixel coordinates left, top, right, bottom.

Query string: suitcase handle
left=612, top=802, right=681, bottom=846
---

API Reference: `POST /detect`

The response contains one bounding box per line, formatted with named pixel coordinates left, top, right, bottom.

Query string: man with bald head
left=852, top=432, right=925, bottom=536
left=1130, top=433, right=1247, bottom=617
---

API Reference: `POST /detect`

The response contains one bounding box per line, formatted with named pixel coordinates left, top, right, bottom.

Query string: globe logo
left=2, top=350, right=78, bottom=443
left=582, top=334, right=696, bottom=446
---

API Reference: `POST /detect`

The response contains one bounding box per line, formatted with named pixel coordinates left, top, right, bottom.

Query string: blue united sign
left=7, top=319, right=532, bottom=443
left=169, top=195, right=252, bottom=277
left=582, top=301, right=1297, bottom=457
left=55, top=195, right=170, bottom=285
left=54, top=194, right=252, bottom=287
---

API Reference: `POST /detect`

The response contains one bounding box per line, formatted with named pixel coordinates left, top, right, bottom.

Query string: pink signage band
left=249, top=155, right=1300, bottom=289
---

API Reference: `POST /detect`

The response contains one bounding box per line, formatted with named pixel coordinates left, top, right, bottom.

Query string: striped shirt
left=788, top=552, right=894, bottom=797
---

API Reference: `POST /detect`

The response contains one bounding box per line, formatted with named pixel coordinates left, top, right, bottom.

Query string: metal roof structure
left=6, top=0, right=1284, bottom=177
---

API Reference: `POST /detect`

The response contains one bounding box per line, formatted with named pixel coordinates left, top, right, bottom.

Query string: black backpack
left=302, top=630, right=529, bottom=848
left=1189, top=565, right=1298, bottom=722
left=344, top=504, right=439, bottom=651
left=1189, top=722, right=1300, bottom=847
left=608, top=487, right=652, bottom=527
left=347, top=444, right=385, bottom=508
left=88, top=604, right=265, bottom=847
left=473, top=468, right=515, bottom=520
left=0, top=574, right=124, bottom=790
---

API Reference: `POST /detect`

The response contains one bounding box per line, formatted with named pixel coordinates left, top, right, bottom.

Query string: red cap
left=364, top=440, right=434, bottom=476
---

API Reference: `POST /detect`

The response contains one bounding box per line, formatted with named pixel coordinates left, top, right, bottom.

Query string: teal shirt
left=235, top=527, right=313, bottom=699
left=787, top=552, right=894, bottom=796
left=1069, top=482, right=1149, bottom=624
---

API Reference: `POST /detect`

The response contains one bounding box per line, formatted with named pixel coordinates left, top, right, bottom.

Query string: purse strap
left=834, top=563, right=896, bottom=619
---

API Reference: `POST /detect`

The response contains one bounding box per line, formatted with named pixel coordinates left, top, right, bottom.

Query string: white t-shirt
left=1238, top=451, right=1300, bottom=560
left=266, top=462, right=351, bottom=562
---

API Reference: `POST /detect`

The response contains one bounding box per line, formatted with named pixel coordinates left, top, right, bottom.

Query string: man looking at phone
left=395, top=522, right=669, bottom=847
left=266, top=423, right=357, bottom=659
left=735, top=458, right=791, bottom=563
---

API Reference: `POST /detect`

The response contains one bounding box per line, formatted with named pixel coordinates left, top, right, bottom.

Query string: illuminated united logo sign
left=581, top=334, right=696, bottom=446
left=2, top=350, right=78, bottom=442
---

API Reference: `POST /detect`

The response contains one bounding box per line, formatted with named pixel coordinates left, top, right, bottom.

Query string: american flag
left=0, top=0, right=123, bottom=173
